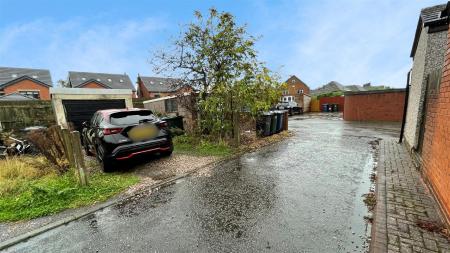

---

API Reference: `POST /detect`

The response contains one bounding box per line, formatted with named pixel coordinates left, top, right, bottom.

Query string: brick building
left=137, top=76, right=191, bottom=99
left=67, top=71, right=136, bottom=97
left=0, top=67, right=53, bottom=100
left=403, top=2, right=450, bottom=223
left=281, top=75, right=311, bottom=111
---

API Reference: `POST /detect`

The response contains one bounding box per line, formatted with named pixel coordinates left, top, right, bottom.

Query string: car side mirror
left=82, top=121, right=89, bottom=128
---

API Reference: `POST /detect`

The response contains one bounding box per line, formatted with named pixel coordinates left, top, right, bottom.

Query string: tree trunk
left=233, top=111, right=240, bottom=147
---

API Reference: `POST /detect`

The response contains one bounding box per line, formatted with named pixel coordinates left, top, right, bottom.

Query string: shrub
left=27, top=126, right=69, bottom=174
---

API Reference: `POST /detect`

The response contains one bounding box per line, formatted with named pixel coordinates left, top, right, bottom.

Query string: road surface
left=6, top=114, right=400, bottom=253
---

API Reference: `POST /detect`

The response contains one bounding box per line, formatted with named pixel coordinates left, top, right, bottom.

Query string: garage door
left=62, top=99, right=126, bottom=131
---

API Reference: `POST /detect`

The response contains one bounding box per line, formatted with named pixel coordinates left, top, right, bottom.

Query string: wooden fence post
left=61, top=128, right=76, bottom=169
left=71, top=131, right=88, bottom=186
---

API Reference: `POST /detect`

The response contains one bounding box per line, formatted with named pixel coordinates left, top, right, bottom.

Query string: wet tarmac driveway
left=5, top=114, right=400, bottom=253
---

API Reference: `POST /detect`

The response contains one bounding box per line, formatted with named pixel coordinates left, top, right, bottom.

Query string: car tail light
left=103, top=128, right=123, bottom=135
left=156, top=121, right=168, bottom=129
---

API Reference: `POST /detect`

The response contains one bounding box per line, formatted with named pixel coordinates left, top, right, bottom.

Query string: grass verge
left=0, top=156, right=138, bottom=222
left=173, top=135, right=232, bottom=157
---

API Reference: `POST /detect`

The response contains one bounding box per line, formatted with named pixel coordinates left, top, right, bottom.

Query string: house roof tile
left=0, top=67, right=52, bottom=88
left=139, top=76, right=183, bottom=92
left=68, top=71, right=135, bottom=91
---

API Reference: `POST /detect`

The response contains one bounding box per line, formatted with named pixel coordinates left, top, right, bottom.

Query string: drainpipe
left=399, top=70, right=411, bottom=143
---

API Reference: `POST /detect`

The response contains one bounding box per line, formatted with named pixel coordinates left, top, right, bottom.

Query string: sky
left=0, top=0, right=446, bottom=89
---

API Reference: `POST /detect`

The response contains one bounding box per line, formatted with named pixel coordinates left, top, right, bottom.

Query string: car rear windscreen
left=110, top=111, right=155, bottom=125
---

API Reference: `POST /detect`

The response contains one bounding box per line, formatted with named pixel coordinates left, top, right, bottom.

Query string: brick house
left=281, top=75, right=311, bottom=110
left=67, top=71, right=136, bottom=97
left=403, top=2, right=450, bottom=223
left=137, top=76, right=191, bottom=99
left=0, top=67, right=53, bottom=100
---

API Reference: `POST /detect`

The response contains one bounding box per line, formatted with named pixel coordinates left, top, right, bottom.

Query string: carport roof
left=0, top=92, right=38, bottom=101
left=0, top=67, right=53, bottom=88
left=68, top=71, right=135, bottom=91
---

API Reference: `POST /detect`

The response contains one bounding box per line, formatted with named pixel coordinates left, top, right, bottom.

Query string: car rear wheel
left=160, top=144, right=173, bottom=157
left=100, top=157, right=114, bottom=172
left=96, top=145, right=113, bottom=172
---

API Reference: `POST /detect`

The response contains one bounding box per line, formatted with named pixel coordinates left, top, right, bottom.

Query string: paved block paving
left=372, top=139, right=450, bottom=253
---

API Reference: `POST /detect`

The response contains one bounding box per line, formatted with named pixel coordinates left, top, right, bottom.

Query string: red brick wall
left=78, top=81, right=106, bottom=89
left=285, top=76, right=311, bottom=95
left=421, top=26, right=450, bottom=221
left=343, top=90, right=405, bottom=121
left=319, top=96, right=345, bottom=112
left=2, top=79, right=51, bottom=100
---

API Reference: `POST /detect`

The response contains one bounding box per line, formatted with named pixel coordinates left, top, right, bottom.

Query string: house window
left=297, top=89, right=304, bottom=94
left=291, top=79, right=295, bottom=83
left=154, top=94, right=161, bottom=98
left=19, top=90, right=40, bottom=99
left=164, top=98, right=178, bottom=113
left=282, top=90, right=288, bottom=95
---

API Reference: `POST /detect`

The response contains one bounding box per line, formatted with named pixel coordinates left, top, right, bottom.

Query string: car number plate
left=128, top=124, right=158, bottom=141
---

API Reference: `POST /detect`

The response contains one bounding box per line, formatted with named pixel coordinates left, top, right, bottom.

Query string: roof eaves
left=411, top=3, right=450, bottom=58
left=0, top=75, right=52, bottom=90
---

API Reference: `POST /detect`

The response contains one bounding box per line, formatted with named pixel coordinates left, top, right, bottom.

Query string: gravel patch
left=126, top=154, right=218, bottom=195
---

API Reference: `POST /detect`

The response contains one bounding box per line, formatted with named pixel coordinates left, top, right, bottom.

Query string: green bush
left=317, top=91, right=344, bottom=99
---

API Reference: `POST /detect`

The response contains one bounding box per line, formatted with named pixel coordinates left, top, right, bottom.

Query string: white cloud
left=253, top=0, right=444, bottom=88
left=0, top=17, right=167, bottom=85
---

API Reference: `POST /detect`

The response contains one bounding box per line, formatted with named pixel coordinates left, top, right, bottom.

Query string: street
left=6, top=114, right=400, bottom=253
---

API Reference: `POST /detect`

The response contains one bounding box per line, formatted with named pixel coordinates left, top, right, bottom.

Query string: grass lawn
left=0, top=156, right=139, bottom=222
left=173, top=135, right=232, bottom=157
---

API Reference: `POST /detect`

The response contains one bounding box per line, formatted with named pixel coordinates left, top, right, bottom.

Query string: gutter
left=399, top=70, right=411, bottom=143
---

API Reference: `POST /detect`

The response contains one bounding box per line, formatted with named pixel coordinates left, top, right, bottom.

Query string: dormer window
left=32, top=75, right=38, bottom=79
left=81, top=77, right=86, bottom=81
left=11, top=74, right=17, bottom=78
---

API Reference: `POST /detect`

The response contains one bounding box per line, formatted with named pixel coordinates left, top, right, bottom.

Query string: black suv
left=82, top=108, right=173, bottom=171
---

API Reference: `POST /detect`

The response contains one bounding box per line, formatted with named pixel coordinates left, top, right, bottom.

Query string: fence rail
left=0, top=100, right=55, bottom=130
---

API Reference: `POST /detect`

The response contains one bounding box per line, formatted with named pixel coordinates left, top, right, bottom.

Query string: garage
left=62, top=99, right=126, bottom=131
left=50, top=88, right=134, bottom=130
